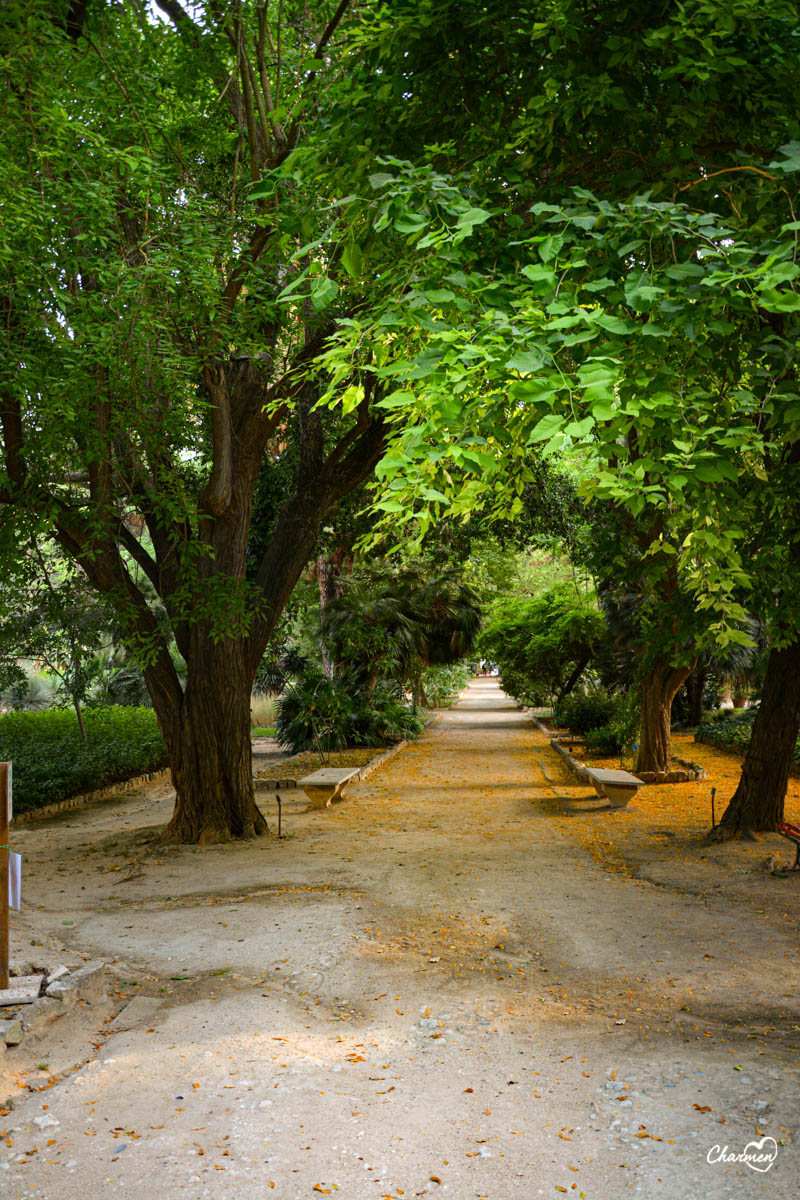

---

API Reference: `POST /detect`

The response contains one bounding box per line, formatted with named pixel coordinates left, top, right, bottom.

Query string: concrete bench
left=584, top=766, right=644, bottom=809
left=298, top=767, right=360, bottom=810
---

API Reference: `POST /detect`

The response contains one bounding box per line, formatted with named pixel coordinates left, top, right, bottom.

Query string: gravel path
left=1, top=679, right=798, bottom=1198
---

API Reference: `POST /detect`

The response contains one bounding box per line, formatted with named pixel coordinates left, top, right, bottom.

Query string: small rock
left=752, top=1100, right=771, bottom=1112
left=22, top=996, right=66, bottom=1033
left=33, top=1114, right=60, bottom=1130
left=1, top=1018, right=23, bottom=1046
left=9, top=961, right=35, bottom=978
left=46, top=965, right=70, bottom=986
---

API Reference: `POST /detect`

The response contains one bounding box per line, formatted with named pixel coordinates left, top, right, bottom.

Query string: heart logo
left=744, top=1136, right=778, bottom=1172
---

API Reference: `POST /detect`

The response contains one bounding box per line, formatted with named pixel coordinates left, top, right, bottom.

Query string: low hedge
left=0, top=707, right=167, bottom=814
left=695, top=706, right=800, bottom=765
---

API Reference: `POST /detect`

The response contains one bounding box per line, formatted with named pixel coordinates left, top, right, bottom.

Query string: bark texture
left=153, top=644, right=267, bottom=844
left=318, top=553, right=341, bottom=679
left=716, top=639, right=800, bottom=837
left=636, top=659, right=695, bottom=777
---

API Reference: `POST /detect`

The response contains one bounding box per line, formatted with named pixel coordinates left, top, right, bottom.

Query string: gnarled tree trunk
left=715, top=638, right=800, bottom=838
left=636, top=658, right=695, bottom=777
left=155, top=642, right=266, bottom=844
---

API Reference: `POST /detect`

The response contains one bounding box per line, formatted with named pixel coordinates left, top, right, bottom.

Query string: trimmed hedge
left=0, top=707, right=167, bottom=814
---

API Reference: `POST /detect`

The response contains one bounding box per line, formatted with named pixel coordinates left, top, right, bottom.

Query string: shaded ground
left=1, top=680, right=798, bottom=1199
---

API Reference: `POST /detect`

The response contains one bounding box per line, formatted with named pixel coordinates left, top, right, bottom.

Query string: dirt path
left=1, top=680, right=798, bottom=1198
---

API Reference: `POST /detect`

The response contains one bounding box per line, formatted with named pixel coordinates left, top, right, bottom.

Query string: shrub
left=693, top=707, right=797, bottom=760
left=585, top=722, right=624, bottom=755
left=0, top=706, right=167, bottom=814
left=1, top=670, right=56, bottom=711
left=555, top=692, right=615, bottom=735
left=420, top=662, right=471, bottom=707
left=276, top=671, right=422, bottom=754
left=250, top=693, right=278, bottom=728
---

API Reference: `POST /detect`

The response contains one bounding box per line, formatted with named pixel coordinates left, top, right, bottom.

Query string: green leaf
left=369, top=172, right=394, bottom=189
left=376, top=390, right=415, bottom=410
left=455, top=206, right=492, bottom=228
left=341, top=242, right=363, bottom=279
left=310, top=275, right=339, bottom=311
left=527, top=413, right=564, bottom=443
left=539, top=234, right=564, bottom=263
left=758, top=288, right=800, bottom=312
left=506, top=349, right=545, bottom=373
left=423, top=288, right=456, bottom=304
left=394, top=212, right=427, bottom=234
left=591, top=313, right=635, bottom=335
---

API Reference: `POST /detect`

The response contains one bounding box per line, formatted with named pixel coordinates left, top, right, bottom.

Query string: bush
left=420, top=662, right=471, bottom=707
left=250, top=693, right=278, bottom=728
left=693, top=707, right=797, bottom=760
left=1, top=670, right=56, bottom=711
left=555, top=693, right=615, bottom=735
left=0, top=706, right=167, bottom=814
left=276, top=671, right=422, bottom=754
left=585, top=721, right=624, bottom=756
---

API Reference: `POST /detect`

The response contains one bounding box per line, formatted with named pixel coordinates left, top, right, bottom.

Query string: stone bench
left=298, top=767, right=361, bottom=810
left=584, top=766, right=644, bottom=809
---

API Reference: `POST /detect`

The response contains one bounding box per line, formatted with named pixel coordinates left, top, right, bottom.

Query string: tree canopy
left=3, top=0, right=800, bottom=838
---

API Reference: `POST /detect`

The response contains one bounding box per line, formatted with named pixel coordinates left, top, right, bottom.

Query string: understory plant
left=276, top=671, right=422, bottom=754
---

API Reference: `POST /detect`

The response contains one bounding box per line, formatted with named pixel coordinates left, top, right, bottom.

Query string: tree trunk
left=686, top=662, right=708, bottom=727
left=635, top=658, right=695, bottom=777
left=155, top=642, right=268, bottom=844
left=72, top=694, right=87, bottom=741
left=318, top=553, right=338, bottom=679
left=556, top=654, right=590, bottom=704
left=715, top=639, right=800, bottom=838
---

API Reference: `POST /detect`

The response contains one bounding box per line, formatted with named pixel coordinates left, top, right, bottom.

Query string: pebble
left=33, top=1114, right=60, bottom=1130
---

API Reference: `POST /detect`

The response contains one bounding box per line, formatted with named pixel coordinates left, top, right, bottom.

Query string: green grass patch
left=251, top=725, right=277, bottom=738
left=0, top=706, right=167, bottom=814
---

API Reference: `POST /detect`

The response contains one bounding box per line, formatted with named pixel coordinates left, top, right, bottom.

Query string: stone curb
left=11, top=769, right=172, bottom=826
left=529, top=711, right=706, bottom=784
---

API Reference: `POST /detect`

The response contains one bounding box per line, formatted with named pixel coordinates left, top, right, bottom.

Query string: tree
left=0, top=1, right=490, bottom=841
left=326, top=2, right=800, bottom=786
left=0, top=545, right=112, bottom=738
left=5, top=0, right=800, bottom=839
left=478, top=587, right=606, bottom=706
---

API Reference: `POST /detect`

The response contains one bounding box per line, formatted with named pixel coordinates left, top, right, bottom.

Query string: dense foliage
left=692, top=707, right=800, bottom=767
left=420, top=663, right=472, bottom=708
left=478, top=587, right=605, bottom=704
left=0, top=707, right=166, bottom=813
left=276, top=672, right=422, bottom=754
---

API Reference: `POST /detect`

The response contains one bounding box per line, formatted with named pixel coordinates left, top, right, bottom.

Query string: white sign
left=7, top=852, right=21, bottom=910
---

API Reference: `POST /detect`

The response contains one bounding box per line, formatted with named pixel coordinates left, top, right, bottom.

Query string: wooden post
left=0, top=762, right=9, bottom=990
